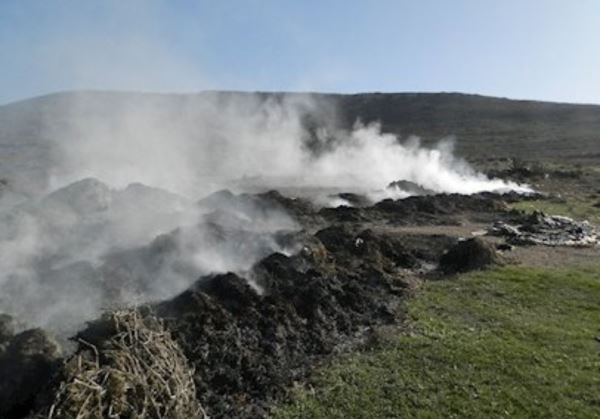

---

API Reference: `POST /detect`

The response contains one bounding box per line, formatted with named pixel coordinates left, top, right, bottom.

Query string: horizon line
left=2, top=88, right=600, bottom=108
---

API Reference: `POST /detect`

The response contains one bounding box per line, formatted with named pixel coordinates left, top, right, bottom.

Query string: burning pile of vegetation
left=2, top=185, right=591, bottom=418
left=34, top=310, right=205, bottom=419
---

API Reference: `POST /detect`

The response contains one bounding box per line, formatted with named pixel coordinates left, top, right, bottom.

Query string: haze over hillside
left=3, top=91, right=600, bottom=155
left=1, top=90, right=599, bottom=199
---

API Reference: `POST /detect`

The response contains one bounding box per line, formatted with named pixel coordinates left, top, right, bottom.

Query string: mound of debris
left=317, top=192, right=513, bottom=226
left=35, top=310, right=204, bottom=419
left=0, top=316, right=62, bottom=419
left=149, top=225, right=416, bottom=418
left=439, top=237, right=504, bottom=274
left=100, top=220, right=298, bottom=303
left=314, top=225, right=420, bottom=272
left=490, top=211, right=598, bottom=246
left=198, top=189, right=539, bottom=232
left=3, top=188, right=551, bottom=418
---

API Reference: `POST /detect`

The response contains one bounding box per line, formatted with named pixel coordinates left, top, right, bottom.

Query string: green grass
left=272, top=266, right=600, bottom=418
left=511, top=199, right=600, bottom=224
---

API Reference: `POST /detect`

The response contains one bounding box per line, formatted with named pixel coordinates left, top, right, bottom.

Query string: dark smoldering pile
left=2, top=188, right=588, bottom=418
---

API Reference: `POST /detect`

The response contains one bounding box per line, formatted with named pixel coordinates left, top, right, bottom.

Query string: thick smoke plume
left=0, top=92, right=530, bottom=336
left=43, top=92, right=529, bottom=198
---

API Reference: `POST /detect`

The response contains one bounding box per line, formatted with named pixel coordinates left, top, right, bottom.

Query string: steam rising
left=0, top=92, right=530, bottom=336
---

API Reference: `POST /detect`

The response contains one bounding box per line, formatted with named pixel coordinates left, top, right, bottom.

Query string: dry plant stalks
left=37, top=310, right=207, bottom=419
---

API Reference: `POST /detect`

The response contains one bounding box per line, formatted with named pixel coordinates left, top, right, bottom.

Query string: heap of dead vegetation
left=151, top=225, right=420, bottom=418
left=6, top=189, right=548, bottom=419
left=32, top=310, right=205, bottom=419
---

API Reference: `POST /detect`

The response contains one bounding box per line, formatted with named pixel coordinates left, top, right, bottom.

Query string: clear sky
left=1, top=0, right=599, bottom=105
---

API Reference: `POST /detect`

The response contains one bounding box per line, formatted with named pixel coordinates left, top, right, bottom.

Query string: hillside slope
left=1, top=91, right=599, bottom=195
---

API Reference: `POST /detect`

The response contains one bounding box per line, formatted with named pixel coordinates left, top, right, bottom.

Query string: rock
left=439, top=237, right=503, bottom=274
left=0, top=328, right=62, bottom=418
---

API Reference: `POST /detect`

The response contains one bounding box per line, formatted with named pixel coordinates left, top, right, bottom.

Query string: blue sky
left=1, top=0, right=599, bottom=104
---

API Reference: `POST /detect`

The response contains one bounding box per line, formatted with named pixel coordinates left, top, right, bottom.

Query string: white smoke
left=42, top=92, right=530, bottom=200
left=0, top=1, right=532, bottom=342
left=304, top=121, right=531, bottom=201
left=0, top=176, right=298, bottom=336
left=0, top=91, right=531, bottom=337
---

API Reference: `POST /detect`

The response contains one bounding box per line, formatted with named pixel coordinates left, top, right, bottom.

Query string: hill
left=1, top=91, right=599, bottom=196
left=3, top=90, right=600, bottom=158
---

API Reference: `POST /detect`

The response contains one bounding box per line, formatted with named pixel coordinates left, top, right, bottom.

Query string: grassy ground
left=272, top=265, right=600, bottom=418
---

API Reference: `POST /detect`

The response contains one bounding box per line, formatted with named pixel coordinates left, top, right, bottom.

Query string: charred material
left=3, top=188, right=553, bottom=418
left=0, top=326, right=62, bottom=418
left=318, top=192, right=520, bottom=227
left=439, top=237, right=504, bottom=274
left=151, top=226, right=414, bottom=418
left=315, top=225, right=420, bottom=272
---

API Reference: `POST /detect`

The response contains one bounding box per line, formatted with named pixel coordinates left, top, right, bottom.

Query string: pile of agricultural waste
left=151, top=223, right=424, bottom=417
left=32, top=310, right=204, bottom=419
left=0, top=188, right=585, bottom=418
left=23, top=224, right=420, bottom=418
left=490, top=211, right=598, bottom=247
